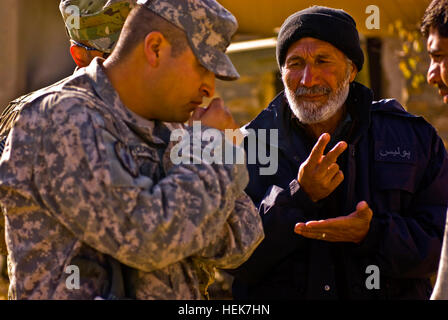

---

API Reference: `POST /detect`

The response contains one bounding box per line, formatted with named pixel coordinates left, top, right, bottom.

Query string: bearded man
left=231, top=6, right=448, bottom=300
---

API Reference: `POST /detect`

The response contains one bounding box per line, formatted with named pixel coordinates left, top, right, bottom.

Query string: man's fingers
left=295, top=228, right=327, bottom=240
left=356, top=201, right=368, bottom=211
left=356, top=201, right=373, bottom=220
left=188, top=107, right=206, bottom=125
left=207, top=97, right=224, bottom=111
left=329, top=170, right=344, bottom=187
left=294, top=225, right=334, bottom=241
left=326, top=163, right=340, bottom=179
left=321, top=141, right=347, bottom=168
left=295, top=222, right=306, bottom=229
left=295, top=219, right=336, bottom=231
left=308, top=133, right=331, bottom=165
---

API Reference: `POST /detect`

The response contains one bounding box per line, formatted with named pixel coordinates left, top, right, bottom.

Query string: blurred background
left=0, top=0, right=444, bottom=299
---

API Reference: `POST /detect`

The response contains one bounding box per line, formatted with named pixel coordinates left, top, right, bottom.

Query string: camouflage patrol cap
left=137, top=0, right=240, bottom=81
left=60, top=0, right=136, bottom=53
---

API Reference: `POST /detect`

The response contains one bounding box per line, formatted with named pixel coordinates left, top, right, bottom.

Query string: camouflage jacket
left=0, top=58, right=263, bottom=299
left=0, top=77, right=72, bottom=257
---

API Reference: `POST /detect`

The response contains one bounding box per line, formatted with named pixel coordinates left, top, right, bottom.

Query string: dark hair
left=112, top=4, right=189, bottom=59
left=421, top=0, right=448, bottom=38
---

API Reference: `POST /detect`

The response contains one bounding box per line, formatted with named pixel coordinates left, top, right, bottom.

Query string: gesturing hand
left=298, top=133, right=347, bottom=202
left=294, top=201, right=373, bottom=243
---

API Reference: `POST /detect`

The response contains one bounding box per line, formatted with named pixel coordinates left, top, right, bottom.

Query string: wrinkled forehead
left=427, top=27, right=448, bottom=52
left=286, top=37, right=347, bottom=60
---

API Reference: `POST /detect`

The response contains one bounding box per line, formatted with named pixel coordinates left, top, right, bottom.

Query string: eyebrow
left=288, top=53, right=332, bottom=60
left=286, top=53, right=333, bottom=62
left=285, top=56, right=304, bottom=63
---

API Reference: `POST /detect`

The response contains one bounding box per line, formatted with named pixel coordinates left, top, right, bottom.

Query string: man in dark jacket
left=232, top=6, right=448, bottom=300
left=422, top=0, right=448, bottom=300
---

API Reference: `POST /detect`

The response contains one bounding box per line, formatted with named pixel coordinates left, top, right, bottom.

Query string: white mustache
left=295, top=86, right=331, bottom=96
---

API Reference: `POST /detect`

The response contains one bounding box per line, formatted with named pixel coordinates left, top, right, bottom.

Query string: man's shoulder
left=371, top=98, right=422, bottom=120
left=0, top=79, right=69, bottom=135
left=370, top=98, right=440, bottom=141
left=2, top=73, right=92, bottom=115
left=370, top=98, right=434, bottom=128
left=5, top=76, right=103, bottom=126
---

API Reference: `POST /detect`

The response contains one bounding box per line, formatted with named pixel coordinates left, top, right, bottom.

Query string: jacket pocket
left=373, top=162, right=418, bottom=214
left=373, top=140, right=419, bottom=193
left=374, top=162, right=418, bottom=193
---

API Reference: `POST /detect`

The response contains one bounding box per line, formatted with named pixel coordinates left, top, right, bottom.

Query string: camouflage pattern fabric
left=0, top=214, right=5, bottom=256
left=138, top=0, right=240, bottom=80
left=0, top=58, right=264, bottom=299
left=0, top=76, right=72, bottom=264
left=0, top=0, right=136, bottom=290
left=60, top=0, right=136, bottom=53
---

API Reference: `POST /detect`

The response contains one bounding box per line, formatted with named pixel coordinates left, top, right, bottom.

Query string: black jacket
left=232, top=82, right=448, bottom=300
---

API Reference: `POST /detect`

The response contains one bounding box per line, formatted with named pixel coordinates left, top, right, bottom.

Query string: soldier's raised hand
left=298, top=133, right=347, bottom=202
left=188, top=97, right=239, bottom=131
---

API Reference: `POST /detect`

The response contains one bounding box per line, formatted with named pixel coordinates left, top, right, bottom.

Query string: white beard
left=285, top=70, right=351, bottom=124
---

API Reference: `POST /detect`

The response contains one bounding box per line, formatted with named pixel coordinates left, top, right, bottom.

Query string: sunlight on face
left=281, top=38, right=355, bottom=124
left=284, top=65, right=351, bottom=124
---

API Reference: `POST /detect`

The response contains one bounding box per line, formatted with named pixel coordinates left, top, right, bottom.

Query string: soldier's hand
left=297, top=133, right=347, bottom=202
left=188, top=98, right=239, bottom=130
left=294, top=201, right=373, bottom=243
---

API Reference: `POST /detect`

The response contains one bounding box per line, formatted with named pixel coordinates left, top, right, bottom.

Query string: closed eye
left=429, top=52, right=444, bottom=62
left=286, top=60, right=304, bottom=68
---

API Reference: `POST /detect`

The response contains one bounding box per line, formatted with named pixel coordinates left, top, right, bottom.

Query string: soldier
left=0, top=0, right=264, bottom=299
left=0, top=0, right=136, bottom=293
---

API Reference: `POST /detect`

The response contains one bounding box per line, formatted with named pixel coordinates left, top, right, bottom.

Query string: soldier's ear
left=70, top=45, right=92, bottom=68
left=143, top=31, right=167, bottom=67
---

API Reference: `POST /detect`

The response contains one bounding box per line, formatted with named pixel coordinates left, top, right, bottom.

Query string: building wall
left=216, top=47, right=279, bottom=126
left=0, top=0, right=75, bottom=111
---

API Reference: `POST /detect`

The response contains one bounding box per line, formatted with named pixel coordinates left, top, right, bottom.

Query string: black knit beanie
left=276, top=6, right=364, bottom=72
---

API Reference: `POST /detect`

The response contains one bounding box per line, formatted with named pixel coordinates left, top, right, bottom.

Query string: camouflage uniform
left=0, top=58, right=263, bottom=299
left=0, top=0, right=135, bottom=296
left=60, top=0, right=135, bottom=53
left=0, top=0, right=264, bottom=299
